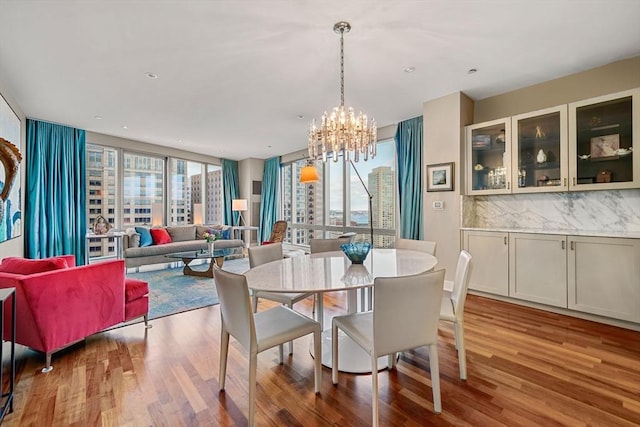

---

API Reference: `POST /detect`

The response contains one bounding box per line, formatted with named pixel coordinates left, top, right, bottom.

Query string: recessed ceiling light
left=268, top=145, right=273, bottom=148
left=94, top=115, right=103, bottom=120
left=121, top=125, right=128, bottom=129
left=296, top=115, right=304, bottom=119
left=145, top=72, right=158, bottom=79
left=468, top=68, right=478, bottom=74
left=178, top=138, right=183, bottom=143
left=404, top=66, right=415, bottom=73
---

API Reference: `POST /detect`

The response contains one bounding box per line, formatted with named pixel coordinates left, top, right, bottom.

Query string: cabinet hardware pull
left=570, top=241, right=574, bottom=250
left=507, top=182, right=510, bottom=190
left=504, top=236, right=507, bottom=245
left=563, top=178, right=567, bottom=187
left=561, top=240, right=565, bottom=250
left=572, top=177, right=576, bottom=186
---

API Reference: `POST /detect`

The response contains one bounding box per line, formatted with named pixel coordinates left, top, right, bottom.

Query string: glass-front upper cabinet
left=466, top=118, right=511, bottom=195
left=569, top=88, right=640, bottom=191
left=511, top=105, right=568, bottom=193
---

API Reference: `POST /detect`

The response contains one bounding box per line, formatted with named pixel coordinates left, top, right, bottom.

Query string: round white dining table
left=244, top=248, right=438, bottom=373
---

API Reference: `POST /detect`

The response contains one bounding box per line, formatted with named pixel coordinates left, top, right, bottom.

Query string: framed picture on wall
left=427, top=162, right=454, bottom=192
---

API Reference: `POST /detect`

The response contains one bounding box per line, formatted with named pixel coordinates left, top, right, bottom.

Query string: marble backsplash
left=462, top=189, right=640, bottom=233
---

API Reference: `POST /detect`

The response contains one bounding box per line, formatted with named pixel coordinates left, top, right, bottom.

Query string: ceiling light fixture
left=404, top=66, right=416, bottom=73
left=145, top=72, right=158, bottom=79
left=467, top=68, right=478, bottom=74
left=94, top=115, right=103, bottom=120
left=121, top=125, right=128, bottom=129
left=308, top=21, right=376, bottom=164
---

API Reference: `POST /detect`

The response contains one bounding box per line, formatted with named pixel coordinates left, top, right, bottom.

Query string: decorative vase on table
left=208, top=241, right=215, bottom=254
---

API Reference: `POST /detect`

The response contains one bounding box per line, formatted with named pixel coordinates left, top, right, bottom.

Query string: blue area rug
left=126, top=257, right=250, bottom=320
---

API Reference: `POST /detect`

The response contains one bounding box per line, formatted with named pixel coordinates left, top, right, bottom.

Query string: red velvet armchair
left=0, top=255, right=149, bottom=372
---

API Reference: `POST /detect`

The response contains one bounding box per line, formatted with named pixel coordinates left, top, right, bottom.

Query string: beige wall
left=474, top=56, right=640, bottom=122
left=238, top=158, right=264, bottom=241
left=87, top=131, right=221, bottom=165
left=423, top=92, right=473, bottom=280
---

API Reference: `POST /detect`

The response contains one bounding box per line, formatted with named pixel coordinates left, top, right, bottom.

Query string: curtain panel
left=221, top=159, right=240, bottom=226
left=259, top=157, right=279, bottom=242
left=395, top=116, right=423, bottom=240
left=25, top=119, right=87, bottom=263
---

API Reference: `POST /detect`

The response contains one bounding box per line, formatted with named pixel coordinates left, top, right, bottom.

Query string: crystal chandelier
left=308, top=21, right=377, bottom=163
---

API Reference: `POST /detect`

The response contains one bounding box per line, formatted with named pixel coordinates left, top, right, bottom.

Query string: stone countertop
left=460, top=227, right=640, bottom=239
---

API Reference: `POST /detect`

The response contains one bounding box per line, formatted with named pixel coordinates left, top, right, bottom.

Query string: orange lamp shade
left=300, top=165, right=319, bottom=183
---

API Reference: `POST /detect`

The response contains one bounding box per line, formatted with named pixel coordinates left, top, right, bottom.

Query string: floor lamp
left=349, top=160, right=374, bottom=246
left=232, top=199, right=248, bottom=227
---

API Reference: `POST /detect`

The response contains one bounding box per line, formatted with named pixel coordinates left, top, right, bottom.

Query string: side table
left=0, top=287, right=16, bottom=422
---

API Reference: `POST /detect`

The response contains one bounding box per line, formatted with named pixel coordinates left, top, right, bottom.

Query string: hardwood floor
left=3, top=292, right=640, bottom=426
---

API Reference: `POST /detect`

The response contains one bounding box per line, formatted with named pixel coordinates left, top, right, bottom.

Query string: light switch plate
left=433, top=201, right=444, bottom=210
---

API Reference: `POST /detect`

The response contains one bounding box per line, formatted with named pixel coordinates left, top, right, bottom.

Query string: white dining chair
left=440, top=250, right=472, bottom=380
left=332, top=269, right=446, bottom=425
left=309, top=237, right=352, bottom=327
left=396, top=237, right=437, bottom=255
left=213, top=266, right=322, bottom=427
left=249, top=243, right=316, bottom=354
left=309, top=237, right=351, bottom=253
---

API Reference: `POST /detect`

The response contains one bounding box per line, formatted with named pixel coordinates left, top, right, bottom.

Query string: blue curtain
left=395, top=116, right=423, bottom=240
left=25, top=119, right=87, bottom=263
left=222, top=159, right=240, bottom=226
left=259, top=157, right=279, bottom=242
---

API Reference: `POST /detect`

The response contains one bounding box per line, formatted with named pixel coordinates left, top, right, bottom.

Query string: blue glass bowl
left=341, top=242, right=372, bottom=264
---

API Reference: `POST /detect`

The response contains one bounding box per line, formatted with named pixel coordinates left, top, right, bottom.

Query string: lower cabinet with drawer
left=463, top=230, right=640, bottom=324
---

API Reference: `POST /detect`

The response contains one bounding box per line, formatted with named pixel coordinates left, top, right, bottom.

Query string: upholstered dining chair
left=213, top=266, right=321, bottom=427
left=309, top=236, right=353, bottom=326
left=309, top=237, right=352, bottom=254
left=248, top=243, right=316, bottom=353
left=396, top=237, right=437, bottom=255
left=262, top=220, right=287, bottom=245
left=440, top=250, right=472, bottom=380
left=332, top=269, right=446, bottom=425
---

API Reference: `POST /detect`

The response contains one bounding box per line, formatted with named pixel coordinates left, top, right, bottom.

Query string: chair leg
left=249, top=352, right=258, bottom=427
left=278, top=344, right=284, bottom=364
left=453, top=320, right=460, bottom=350
left=456, top=320, right=467, bottom=380
left=42, top=352, right=53, bottom=373
left=428, top=343, right=442, bottom=414
left=372, top=353, right=379, bottom=427
left=331, top=323, right=339, bottom=385
left=287, top=302, right=294, bottom=355
left=219, top=329, right=229, bottom=390
left=251, top=294, right=259, bottom=313
left=317, top=293, right=324, bottom=330
left=313, top=328, right=321, bottom=394
left=143, top=314, right=152, bottom=329
left=311, top=293, right=316, bottom=317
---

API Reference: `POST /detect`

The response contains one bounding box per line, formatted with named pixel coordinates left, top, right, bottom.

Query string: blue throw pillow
left=135, top=226, right=153, bottom=247
left=221, top=228, right=232, bottom=240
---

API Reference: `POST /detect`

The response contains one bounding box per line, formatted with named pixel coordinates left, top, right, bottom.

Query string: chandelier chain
left=340, top=26, right=345, bottom=107
left=308, top=21, right=376, bottom=163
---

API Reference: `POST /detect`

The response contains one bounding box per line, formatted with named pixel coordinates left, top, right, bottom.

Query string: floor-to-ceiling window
left=123, top=152, right=165, bottom=227
left=281, top=139, right=396, bottom=247
left=86, top=144, right=118, bottom=258
left=86, top=145, right=223, bottom=247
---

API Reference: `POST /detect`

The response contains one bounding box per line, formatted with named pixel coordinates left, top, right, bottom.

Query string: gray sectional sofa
left=122, top=224, right=244, bottom=268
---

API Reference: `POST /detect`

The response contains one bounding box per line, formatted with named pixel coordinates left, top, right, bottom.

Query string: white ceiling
left=1, top=1, right=639, bottom=161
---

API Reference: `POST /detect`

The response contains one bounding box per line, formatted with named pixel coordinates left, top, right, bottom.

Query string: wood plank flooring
left=3, top=292, right=640, bottom=426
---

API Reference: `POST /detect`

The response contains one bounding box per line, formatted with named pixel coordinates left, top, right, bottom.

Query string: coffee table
left=166, top=247, right=243, bottom=278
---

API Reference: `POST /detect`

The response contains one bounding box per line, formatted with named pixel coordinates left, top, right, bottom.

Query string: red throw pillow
left=0, top=257, right=69, bottom=275
left=150, top=228, right=173, bottom=245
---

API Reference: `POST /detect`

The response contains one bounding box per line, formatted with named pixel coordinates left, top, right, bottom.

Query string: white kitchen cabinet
left=466, top=118, right=512, bottom=195
left=511, top=105, right=569, bottom=193
left=568, top=88, right=640, bottom=191
left=463, top=230, right=509, bottom=296
left=509, top=233, right=567, bottom=308
left=567, top=236, right=640, bottom=323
